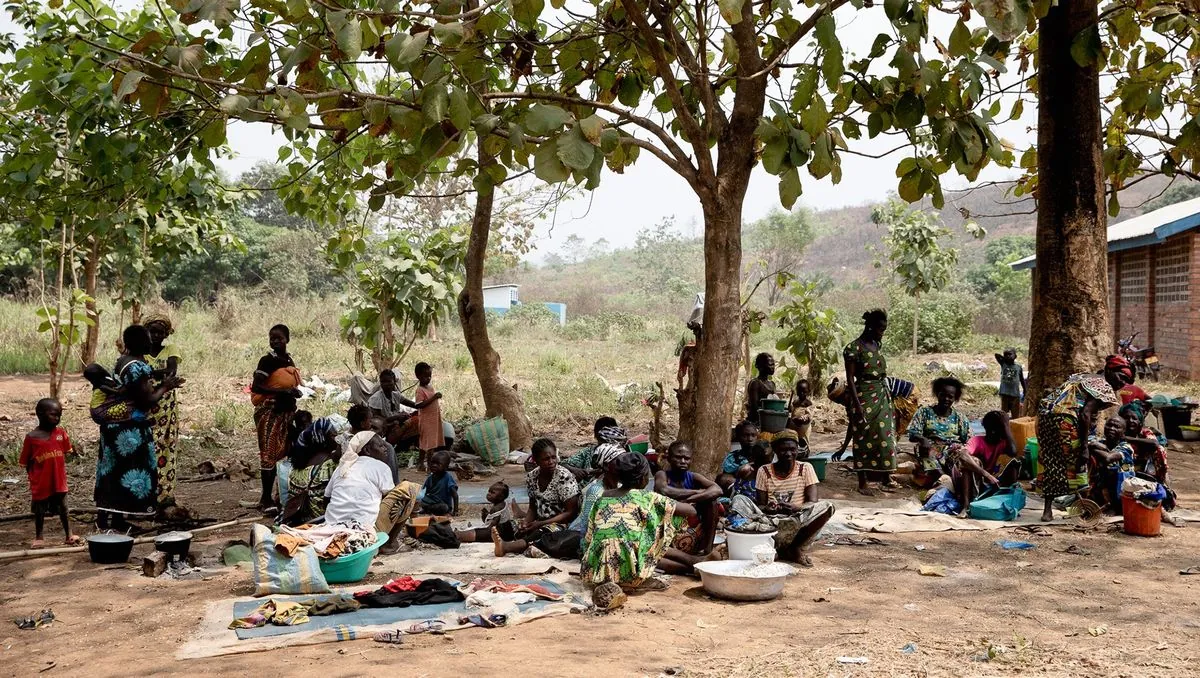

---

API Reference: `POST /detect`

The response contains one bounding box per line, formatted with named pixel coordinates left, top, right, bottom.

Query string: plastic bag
left=921, top=487, right=961, bottom=515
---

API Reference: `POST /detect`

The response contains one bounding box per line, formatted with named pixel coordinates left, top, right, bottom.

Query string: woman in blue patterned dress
left=94, top=325, right=184, bottom=530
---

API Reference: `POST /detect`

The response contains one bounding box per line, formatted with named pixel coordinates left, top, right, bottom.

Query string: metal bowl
left=87, top=533, right=134, bottom=564
left=693, top=560, right=797, bottom=601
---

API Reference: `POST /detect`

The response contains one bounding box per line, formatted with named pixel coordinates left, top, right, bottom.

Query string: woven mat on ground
left=377, top=542, right=581, bottom=575
left=178, top=575, right=587, bottom=659
left=831, top=502, right=1070, bottom=534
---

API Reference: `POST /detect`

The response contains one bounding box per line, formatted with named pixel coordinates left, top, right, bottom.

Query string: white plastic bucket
left=726, top=530, right=777, bottom=561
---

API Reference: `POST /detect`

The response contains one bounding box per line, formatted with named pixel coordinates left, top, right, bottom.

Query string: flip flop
left=372, top=630, right=405, bottom=644
left=405, top=620, right=446, bottom=634
left=1179, top=566, right=1200, bottom=575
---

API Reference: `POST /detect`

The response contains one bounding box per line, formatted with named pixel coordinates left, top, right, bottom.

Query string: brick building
left=1011, top=196, right=1200, bottom=378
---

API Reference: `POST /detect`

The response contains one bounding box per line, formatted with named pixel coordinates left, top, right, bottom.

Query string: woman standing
left=1036, top=370, right=1121, bottom=521
left=251, top=324, right=302, bottom=514
left=144, top=315, right=181, bottom=513
left=745, top=353, right=777, bottom=426
left=842, top=309, right=898, bottom=495
left=95, top=325, right=183, bottom=530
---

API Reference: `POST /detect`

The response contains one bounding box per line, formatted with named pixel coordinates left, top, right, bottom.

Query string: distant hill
left=495, top=176, right=1179, bottom=317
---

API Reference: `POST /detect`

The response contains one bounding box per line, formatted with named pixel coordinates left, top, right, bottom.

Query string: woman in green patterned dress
left=843, top=309, right=898, bottom=495
left=581, top=453, right=703, bottom=610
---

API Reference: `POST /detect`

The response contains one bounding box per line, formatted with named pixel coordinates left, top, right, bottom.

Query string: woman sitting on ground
left=582, top=453, right=715, bottom=611
left=906, top=376, right=972, bottom=489
left=280, top=417, right=341, bottom=526
left=753, top=431, right=835, bottom=567
left=950, top=410, right=1023, bottom=513
left=717, top=420, right=760, bottom=492
left=562, top=418, right=622, bottom=479
left=654, top=441, right=722, bottom=555
left=492, top=439, right=582, bottom=559
left=323, top=430, right=396, bottom=527
left=1118, top=401, right=1176, bottom=511
left=347, top=404, right=398, bottom=484
left=1088, top=416, right=1132, bottom=514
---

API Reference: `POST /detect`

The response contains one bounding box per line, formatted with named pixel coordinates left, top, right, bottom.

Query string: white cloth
left=465, top=590, right=535, bottom=608
left=324, top=455, right=394, bottom=528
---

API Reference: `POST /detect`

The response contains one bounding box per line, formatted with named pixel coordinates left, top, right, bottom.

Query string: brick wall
left=1152, top=234, right=1192, bottom=375
left=1115, top=247, right=1150, bottom=345
left=1190, top=234, right=1200, bottom=378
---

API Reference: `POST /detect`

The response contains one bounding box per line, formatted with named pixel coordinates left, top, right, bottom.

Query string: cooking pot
left=87, top=533, right=134, bottom=564
left=154, top=531, right=193, bottom=563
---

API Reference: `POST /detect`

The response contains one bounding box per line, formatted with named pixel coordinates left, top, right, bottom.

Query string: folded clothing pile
left=228, top=594, right=361, bottom=629
left=276, top=522, right=376, bottom=559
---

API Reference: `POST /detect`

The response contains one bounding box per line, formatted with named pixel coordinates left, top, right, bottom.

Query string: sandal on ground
left=64, top=535, right=83, bottom=546
left=796, top=552, right=814, bottom=568
left=373, top=630, right=405, bottom=645
left=1179, top=566, right=1200, bottom=575
left=405, top=620, right=446, bottom=634
left=29, top=539, right=46, bottom=549
left=878, top=484, right=898, bottom=494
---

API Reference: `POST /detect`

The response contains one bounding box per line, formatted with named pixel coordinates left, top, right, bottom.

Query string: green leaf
left=525, top=104, right=571, bottom=135
left=115, top=70, right=145, bottom=100
left=512, top=0, right=545, bottom=28
left=718, top=0, right=745, bottom=25
left=534, top=140, right=571, bottom=183
left=792, top=66, right=818, bottom=108
left=1108, top=191, right=1120, bottom=217
left=948, top=20, right=971, bottom=58
left=433, top=21, right=465, bottom=46
left=893, top=92, right=923, bottom=129
left=448, top=85, right=470, bottom=132
left=897, top=169, right=922, bottom=202
left=762, top=138, right=788, bottom=175
left=779, top=167, right=802, bottom=209
left=884, top=0, right=906, bottom=21
left=722, top=34, right=739, bottom=65
left=364, top=99, right=389, bottom=125
left=422, top=83, right=448, bottom=122
left=579, top=115, right=605, bottom=144
left=385, top=31, right=428, bottom=68
left=1070, top=25, right=1102, bottom=67
left=219, top=93, right=250, bottom=114
left=557, top=125, right=595, bottom=170
left=814, top=15, right=836, bottom=49
left=333, top=13, right=363, bottom=61
left=200, top=116, right=226, bottom=147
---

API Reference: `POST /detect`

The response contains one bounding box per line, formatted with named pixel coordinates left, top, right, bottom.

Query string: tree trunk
left=912, top=290, right=920, bottom=353
left=457, top=145, right=533, bottom=451
left=80, top=236, right=101, bottom=366
left=1027, top=0, right=1109, bottom=402
left=690, top=198, right=748, bottom=474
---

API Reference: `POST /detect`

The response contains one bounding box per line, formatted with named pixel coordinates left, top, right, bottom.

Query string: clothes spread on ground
left=379, top=576, right=422, bottom=592
left=354, top=577, right=464, bottom=608
left=228, top=594, right=361, bottom=629
left=459, top=578, right=564, bottom=601
left=20, top=428, right=70, bottom=502
left=276, top=522, right=376, bottom=559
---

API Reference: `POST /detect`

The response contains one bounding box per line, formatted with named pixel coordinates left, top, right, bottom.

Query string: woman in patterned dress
left=144, top=315, right=181, bottom=513
left=94, top=325, right=183, bottom=531
left=843, top=309, right=898, bottom=495
left=581, top=453, right=704, bottom=610
left=906, top=376, right=972, bottom=489
left=1036, top=371, right=1120, bottom=521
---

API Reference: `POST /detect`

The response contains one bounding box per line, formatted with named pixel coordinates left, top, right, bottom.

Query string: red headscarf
left=1105, top=355, right=1134, bottom=383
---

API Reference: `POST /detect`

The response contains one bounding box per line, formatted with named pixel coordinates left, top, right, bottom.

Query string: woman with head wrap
left=280, top=417, right=342, bottom=526
left=580, top=453, right=718, bottom=610
left=1106, top=355, right=1148, bottom=405
left=144, top=314, right=182, bottom=512
left=838, top=310, right=901, bottom=495
left=1036, top=370, right=1120, bottom=521
left=1116, top=401, right=1175, bottom=510
left=561, top=417, right=625, bottom=479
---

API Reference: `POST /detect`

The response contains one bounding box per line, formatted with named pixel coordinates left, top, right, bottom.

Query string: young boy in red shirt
left=20, top=398, right=79, bottom=547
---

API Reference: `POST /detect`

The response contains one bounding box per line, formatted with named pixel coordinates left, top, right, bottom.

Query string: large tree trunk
left=79, top=236, right=101, bottom=366
left=1027, top=0, right=1109, bottom=402
left=457, top=146, right=533, bottom=451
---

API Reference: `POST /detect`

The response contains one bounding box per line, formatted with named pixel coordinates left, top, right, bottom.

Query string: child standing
left=20, top=399, right=80, bottom=547
left=419, top=449, right=458, bottom=515
left=995, top=348, right=1026, bottom=419
left=414, top=362, right=444, bottom=470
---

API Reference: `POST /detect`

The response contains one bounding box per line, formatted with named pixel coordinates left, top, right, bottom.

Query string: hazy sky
left=4, top=4, right=1033, bottom=256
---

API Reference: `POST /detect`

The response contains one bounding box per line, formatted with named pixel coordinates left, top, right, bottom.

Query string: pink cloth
left=416, top=384, right=444, bottom=451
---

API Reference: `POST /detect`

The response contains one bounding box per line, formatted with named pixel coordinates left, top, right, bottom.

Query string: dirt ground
left=2, top=379, right=1200, bottom=676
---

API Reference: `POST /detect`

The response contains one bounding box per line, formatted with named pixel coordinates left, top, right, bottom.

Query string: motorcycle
left=1117, top=331, right=1162, bottom=381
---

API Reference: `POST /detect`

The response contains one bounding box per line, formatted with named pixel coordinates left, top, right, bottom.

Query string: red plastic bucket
left=1122, top=495, right=1162, bottom=537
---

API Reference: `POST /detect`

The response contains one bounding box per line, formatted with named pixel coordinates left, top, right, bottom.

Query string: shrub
left=503, top=303, right=560, bottom=328
left=560, top=316, right=609, bottom=341
left=539, top=352, right=572, bottom=374
left=453, top=353, right=472, bottom=371
left=887, top=290, right=979, bottom=353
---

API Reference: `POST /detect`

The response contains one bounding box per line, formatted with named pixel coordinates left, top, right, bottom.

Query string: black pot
left=154, top=531, right=193, bottom=563
left=87, top=534, right=134, bottom=564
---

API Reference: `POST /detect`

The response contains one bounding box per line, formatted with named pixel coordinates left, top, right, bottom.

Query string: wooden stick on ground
left=0, top=515, right=263, bottom=562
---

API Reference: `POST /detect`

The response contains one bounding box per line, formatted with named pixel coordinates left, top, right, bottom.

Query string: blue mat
left=233, top=579, right=562, bottom=640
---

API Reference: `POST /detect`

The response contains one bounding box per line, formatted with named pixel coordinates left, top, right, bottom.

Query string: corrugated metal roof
left=1010, top=195, right=1200, bottom=270
left=482, top=283, right=520, bottom=289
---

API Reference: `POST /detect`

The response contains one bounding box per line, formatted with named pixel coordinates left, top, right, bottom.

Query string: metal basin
left=693, top=560, right=797, bottom=601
